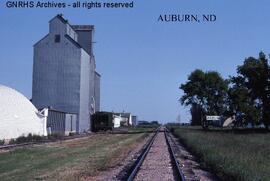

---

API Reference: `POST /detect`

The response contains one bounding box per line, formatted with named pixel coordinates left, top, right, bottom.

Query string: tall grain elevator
left=32, top=14, right=101, bottom=133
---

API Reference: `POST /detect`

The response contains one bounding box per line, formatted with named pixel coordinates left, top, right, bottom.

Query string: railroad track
left=126, top=127, right=186, bottom=181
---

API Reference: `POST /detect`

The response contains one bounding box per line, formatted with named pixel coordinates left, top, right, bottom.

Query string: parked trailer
left=91, top=112, right=114, bottom=132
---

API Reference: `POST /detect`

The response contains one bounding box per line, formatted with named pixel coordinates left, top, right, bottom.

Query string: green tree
left=236, top=52, right=270, bottom=129
left=190, top=103, right=203, bottom=126
left=180, top=69, right=228, bottom=128
left=227, top=76, right=260, bottom=127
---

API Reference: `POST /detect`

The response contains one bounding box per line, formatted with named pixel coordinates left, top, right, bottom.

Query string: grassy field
left=171, top=127, right=270, bottom=181
left=0, top=133, right=149, bottom=181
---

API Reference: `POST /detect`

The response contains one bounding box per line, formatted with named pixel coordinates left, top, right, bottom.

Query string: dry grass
left=0, top=133, right=148, bottom=181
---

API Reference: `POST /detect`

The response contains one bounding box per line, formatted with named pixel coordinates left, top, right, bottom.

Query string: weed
left=172, top=127, right=270, bottom=181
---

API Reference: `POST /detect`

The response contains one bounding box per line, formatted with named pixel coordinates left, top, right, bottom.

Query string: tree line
left=180, top=52, right=270, bottom=130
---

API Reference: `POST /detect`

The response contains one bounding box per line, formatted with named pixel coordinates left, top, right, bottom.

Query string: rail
left=164, top=129, right=186, bottom=181
left=126, top=127, right=159, bottom=181
left=126, top=127, right=186, bottom=181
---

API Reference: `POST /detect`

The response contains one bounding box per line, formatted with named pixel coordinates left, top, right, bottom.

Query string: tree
left=180, top=69, right=228, bottom=128
left=236, top=52, right=270, bottom=129
left=203, top=71, right=228, bottom=115
left=190, top=103, right=203, bottom=126
left=227, top=76, right=260, bottom=127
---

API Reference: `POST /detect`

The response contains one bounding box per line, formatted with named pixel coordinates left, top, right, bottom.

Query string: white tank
left=0, top=85, right=47, bottom=140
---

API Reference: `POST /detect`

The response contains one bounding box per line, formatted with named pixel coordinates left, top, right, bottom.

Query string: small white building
left=113, top=115, right=121, bottom=128
left=118, top=113, right=132, bottom=126
left=0, top=85, right=47, bottom=140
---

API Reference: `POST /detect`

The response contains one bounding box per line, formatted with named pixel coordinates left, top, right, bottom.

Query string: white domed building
left=0, top=85, right=47, bottom=140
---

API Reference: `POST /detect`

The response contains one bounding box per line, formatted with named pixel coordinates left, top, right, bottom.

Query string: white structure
left=0, top=85, right=47, bottom=140
left=117, top=113, right=133, bottom=126
left=113, top=115, right=121, bottom=128
left=223, top=116, right=235, bottom=127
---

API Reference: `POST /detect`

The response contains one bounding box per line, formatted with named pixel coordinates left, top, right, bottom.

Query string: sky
left=1, top=0, right=270, bottom=123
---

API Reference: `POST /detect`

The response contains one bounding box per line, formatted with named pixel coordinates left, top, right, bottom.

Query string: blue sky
left=1, top=0, right=270, bottom=123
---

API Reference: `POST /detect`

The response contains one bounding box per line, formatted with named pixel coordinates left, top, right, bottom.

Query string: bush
left=0, top=139, right=5, bottom=145
left=47, top=133, right=64, bottom=140
left=15, top=135, right=30, bottom=144
left=7, top=134, right=45, bottom=144
left=69, top=132, right=76, bottom=136
left=6, top=133, right=67, bottom=145
left=9, top=138, right=16, bottom=144
left=32, top=135, right=43, bottom=142
left=169, top=127, right=175, bottom=133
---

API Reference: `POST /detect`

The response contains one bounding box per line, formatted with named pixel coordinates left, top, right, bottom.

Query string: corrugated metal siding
left=79, top=49, right=91, bottom=133
left=32, top=18, right=81, bottom=114
left=89, top=56, right=95, bottom=115
left=47, top=110, right=77, bottom=135
left=75, top=30, right=93, bottom=55
left=47, top=110, right=65, bottom=134
left=94, top=72, right=101, bottom=112
left=32, top=15, right=101, bottom=134
left=65, top=114, right=77, bottom=134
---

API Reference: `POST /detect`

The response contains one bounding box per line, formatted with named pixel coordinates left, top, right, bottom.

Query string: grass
left=127, top=125, right=159, bottom=132
left=112, top=125, right=159, bottom=133
left=171, top=126, right=270, bottom=181
left=0, top=133, right=148, bottom=181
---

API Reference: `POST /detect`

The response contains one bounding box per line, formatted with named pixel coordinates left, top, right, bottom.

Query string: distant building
left=32, top=14, right=101, bottom=133
left=115, top=112, right=132, bottom=126
left=132, top=116, right=137, bottom=126
left=112, top=114, right=121, bottom=128
left=91, top=111, right=136, bottom=131
left=138, top=120, right=150, bottom=125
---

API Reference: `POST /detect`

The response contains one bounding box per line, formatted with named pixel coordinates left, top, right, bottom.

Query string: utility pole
left=176, top=114, right=181, bottom=125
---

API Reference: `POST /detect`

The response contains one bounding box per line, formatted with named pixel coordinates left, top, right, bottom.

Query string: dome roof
left=0, top=85, right=47, bottom=140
